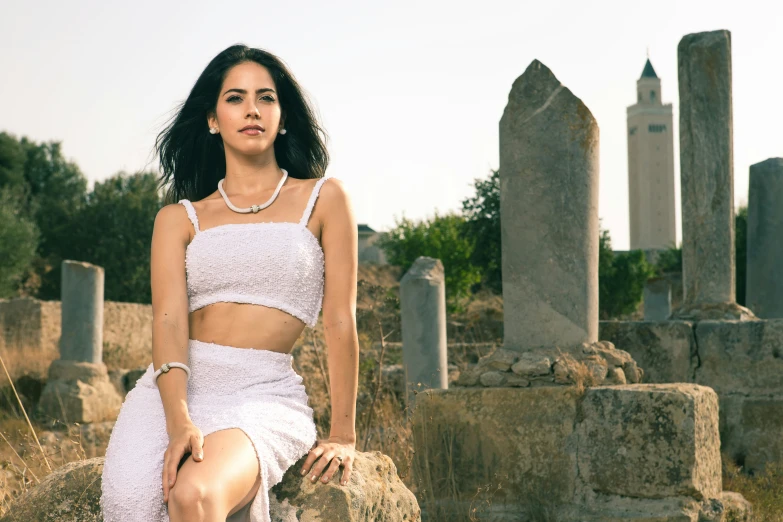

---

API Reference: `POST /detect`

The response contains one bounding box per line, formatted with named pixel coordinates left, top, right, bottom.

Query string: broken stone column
left=746, top=158, right=783, bottom=318
left=400, top=257, right=448, bottom=411
left=456, top=59, right=642, bottom=388
left=36, top=261, right=122, bottom=424
left=643, top=277, right=672, bottom=321
left=673, top=29, right=755, bottom=321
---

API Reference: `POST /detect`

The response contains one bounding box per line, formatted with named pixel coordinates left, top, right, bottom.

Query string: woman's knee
left=168, top=478, right=224, bottom=518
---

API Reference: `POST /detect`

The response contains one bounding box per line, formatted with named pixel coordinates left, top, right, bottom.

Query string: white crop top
left=178, top=177, right=330, bottom=328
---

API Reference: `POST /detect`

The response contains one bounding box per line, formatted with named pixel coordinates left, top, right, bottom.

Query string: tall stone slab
left=746, top=157, right=783, bottom=318
left=498, top=59, right=599, bottom=351
left=400, top=257, right=448, bottom=410
left=675, top=29, right=755, bottom=321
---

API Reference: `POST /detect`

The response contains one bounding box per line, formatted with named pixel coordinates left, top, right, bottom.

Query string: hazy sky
left=2, top=0, right=780, bottom=250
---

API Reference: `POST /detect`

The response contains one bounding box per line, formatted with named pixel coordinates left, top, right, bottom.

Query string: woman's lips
left=241, top=129, right=263, bottom=135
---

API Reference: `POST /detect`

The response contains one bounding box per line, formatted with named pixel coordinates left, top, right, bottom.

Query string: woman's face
left=208, top=61, right=284, bottom=156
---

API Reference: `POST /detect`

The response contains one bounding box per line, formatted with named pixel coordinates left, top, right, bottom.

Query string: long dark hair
left=155, top=44, right=329, bottom=203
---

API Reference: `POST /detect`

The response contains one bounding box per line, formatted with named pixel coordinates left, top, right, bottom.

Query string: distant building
left=358, top=224, right=388, bottom=265
left=626, top=58, right=677, bottom=251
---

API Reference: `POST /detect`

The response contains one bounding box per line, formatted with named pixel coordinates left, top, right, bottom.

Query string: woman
left=100, top=44, right=359, bottom=522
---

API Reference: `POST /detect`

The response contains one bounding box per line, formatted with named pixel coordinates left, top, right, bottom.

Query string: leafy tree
left=461, top=169, right=501, bottom=294
left=0, top=186, right=40, bottom=298
left=375, top=212, right=480, bottom=314
left=64, top=170, right=163, bottom=304
left=0, top=132, right=26, bottom=190
left=653, top=243, right=682, bottom=275
left=599, top=224, right=656, bottom=319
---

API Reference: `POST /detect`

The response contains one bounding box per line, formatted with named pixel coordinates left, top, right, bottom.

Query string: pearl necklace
left=217, top=169, right=288, bottom=214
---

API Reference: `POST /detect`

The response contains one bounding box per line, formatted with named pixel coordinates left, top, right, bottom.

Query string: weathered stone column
left=498, top=59, right=598, bottom=351
left=400, top=257, right=448, bottom=411
left=457, top=59, right=642, bottom=388
left=644, top=277, right=672, bottom=321
left=36, top=261, right=121, bottom=424
left=60, top=260, right=104, bottom=362
left=746, top=158, right=783, bottom=318
left=674, top=29, right=755, bottom=321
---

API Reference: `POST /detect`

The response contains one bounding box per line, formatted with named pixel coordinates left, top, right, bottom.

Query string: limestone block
left=0, top=452, right=420, bottom=522
left=412, top=387, right=580, bottom=513
left=36, top=360, right=122, bottom=424
left=599, top=321, right=695, bottom=384
left=270, top=451, right=420, bottom=521
left=694, top=319, right=783, bottom=395
left=578, top=384, right=721, bottom=500
left=737, top=396, right=783, bottom=473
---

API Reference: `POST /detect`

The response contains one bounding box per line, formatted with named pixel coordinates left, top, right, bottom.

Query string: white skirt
left=100, top=339, right=318, bottom=522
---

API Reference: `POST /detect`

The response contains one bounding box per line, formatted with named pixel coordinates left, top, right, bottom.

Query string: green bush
left=375, top=212, right=481, bottom=314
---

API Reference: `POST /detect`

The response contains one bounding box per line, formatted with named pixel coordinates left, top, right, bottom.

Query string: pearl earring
left=209, top=127, right=218, bottom=134
left=279, top=128, right=287, bottom=135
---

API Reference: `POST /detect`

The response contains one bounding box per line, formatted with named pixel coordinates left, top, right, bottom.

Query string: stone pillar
left=498, top=59, right=599, bottom=352
left=643, top=277, right=672, bottom=321
left=457, top=59, right=643, bottom=388
left=400, top=257, right=448, bottom=411
left=674, top=29, right=755, bottom=321
left=746, top=158, right=783, bottom=318
left=36, top=260, right=122, bottom=424
left=60, top=260, right=104, bottom=362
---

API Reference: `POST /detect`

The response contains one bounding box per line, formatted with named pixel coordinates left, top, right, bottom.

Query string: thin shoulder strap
left=178, top=199, right=201, bottom=234
left=299, top=177, right=330, bottom=226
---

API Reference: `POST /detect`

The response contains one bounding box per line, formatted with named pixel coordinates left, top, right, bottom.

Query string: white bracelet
left=153, top=362, right=191, bottom=386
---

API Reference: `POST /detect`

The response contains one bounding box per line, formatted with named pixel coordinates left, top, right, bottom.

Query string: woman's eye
left=227, top=96, right=240, bottom=102
left=262, top=96, right=275, bottom=102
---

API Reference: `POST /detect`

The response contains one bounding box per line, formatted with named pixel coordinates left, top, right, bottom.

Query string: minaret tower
left=626, top=57, right=677, bottom=250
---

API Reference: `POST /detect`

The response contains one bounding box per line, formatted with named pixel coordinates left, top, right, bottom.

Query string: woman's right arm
left=150, top=203, right=205, bottom=501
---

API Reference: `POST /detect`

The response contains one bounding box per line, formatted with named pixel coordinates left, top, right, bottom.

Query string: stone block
left=578, top=384, right=721, bottom=500
left=36, top=360, right=122, bottom=424
left=694, top=319, right=783, bottom=395
left=412, top=387, right=580, bottom=513
left=599, top=321, right=695, bottom=383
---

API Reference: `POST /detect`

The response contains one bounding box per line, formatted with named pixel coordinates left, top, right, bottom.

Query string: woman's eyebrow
left=222, top=88, right=276, bottom=96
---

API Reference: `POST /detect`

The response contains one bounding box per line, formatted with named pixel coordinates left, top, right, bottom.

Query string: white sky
left=2, top=0, right=780, bottom=250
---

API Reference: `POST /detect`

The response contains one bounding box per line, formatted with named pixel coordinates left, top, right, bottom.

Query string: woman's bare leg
left=167, top=428, right=261, bottom=521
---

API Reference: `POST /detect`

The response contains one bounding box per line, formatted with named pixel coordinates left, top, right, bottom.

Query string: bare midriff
left=188, top=303, right=307, bottom=354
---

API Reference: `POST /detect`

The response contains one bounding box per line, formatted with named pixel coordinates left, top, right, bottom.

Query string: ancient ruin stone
left=674, top=29, right=757, bottom=323
left=456, top=342, right=643, bottom=389
left=0, top=452, right=420, bottom=522
left=400, top=257, right=448, bottom=409
left=578, top=384, right=721, bottom=500
left=747, top=157, right=783, bottom=319
left=498, top=59, right=599, bottom=351
left=35, top=360, right=122, bottom=424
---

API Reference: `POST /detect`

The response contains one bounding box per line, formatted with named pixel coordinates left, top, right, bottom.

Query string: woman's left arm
left=300, top=177, right=360, bottom=487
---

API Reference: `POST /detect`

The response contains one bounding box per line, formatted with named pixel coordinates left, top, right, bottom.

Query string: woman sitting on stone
left=99, top=43, right=359, bottom=522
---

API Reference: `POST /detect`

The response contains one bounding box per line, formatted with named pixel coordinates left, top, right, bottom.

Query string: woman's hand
left=162, top=421, right=204, bottom=502
left=300, top=436, right=356, bottom=486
